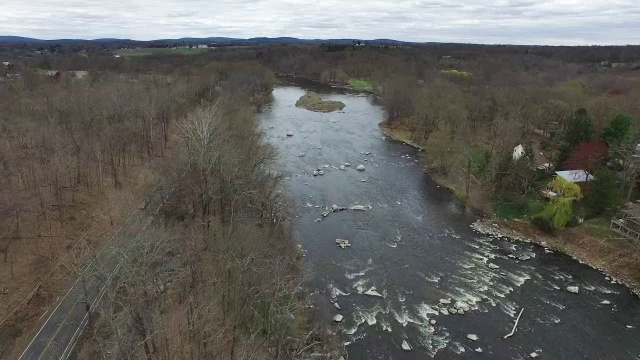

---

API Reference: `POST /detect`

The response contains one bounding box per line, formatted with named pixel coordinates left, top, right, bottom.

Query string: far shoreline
left=380, top=122, right=640, bottom=297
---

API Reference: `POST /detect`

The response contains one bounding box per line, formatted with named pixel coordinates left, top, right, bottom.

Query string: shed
left=555, top=170, right=595, bottom=183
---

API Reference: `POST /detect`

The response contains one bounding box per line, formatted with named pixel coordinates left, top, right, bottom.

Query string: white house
left=513, top=144, right=525, bottom=160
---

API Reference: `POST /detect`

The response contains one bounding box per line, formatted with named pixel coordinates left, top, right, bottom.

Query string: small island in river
left=295, top=91, right=345, bottom=112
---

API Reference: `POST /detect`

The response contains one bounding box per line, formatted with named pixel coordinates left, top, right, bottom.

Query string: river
left=259, top=78, right=640, bottom=359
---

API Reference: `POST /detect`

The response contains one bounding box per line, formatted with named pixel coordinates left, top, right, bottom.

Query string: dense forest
left=0, top=53, right=341, bottom=359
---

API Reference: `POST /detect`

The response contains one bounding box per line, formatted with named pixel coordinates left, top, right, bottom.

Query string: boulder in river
left=439, top=298, right=452, bottom=305
left=454, top=301, right=471, bottom=311
left=350, top=205, right=370, bottom=211
left=286, top=131, right=294, bottom=137
left=487, top=263, right=500, bottom=270
left=530, top=352, right=539, bottom=358
left=600, top=300, right=611, bottom=305
left=339, top=165, right=347, bottom=170
left=356, top=165, right=366, bottom=171
left=336, top=239, right=351, bottom=248
left=401, top=340, right=412, bottom=351
left=566, top=286, right=579, bottom=294
left=333, top=314, right=343, bottom=322
left=364, top=287, right=384, bottom=297
left=467, top=334, right=479, bottom=341
left=295, top=91, right=346, bottom=113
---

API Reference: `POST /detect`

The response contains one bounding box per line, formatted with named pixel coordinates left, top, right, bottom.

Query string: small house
left=555, top=170, right=595, bottom=184
left=44, top=71, right=62, bottom=82
left=542, top=170, right=595, bottom=198
left=556, top=169, right=595, bottom=192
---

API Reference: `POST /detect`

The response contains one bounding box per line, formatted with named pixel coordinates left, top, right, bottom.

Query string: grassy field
left=348, top=79, right=374, bottom=91
left=115, top=47, right=211, bottom=57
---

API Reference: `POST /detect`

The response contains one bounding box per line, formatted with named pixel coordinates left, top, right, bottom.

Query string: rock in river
left=336, top=239, right=351, bottom=248
left=401, top=340, right=412, bottom=351
left=350, top=205, right=369, bottom=211
left=333, top=314, right=344, bottom=322
left=467, top=334, right=479, bottom=341
left=454, top=301, right=470, bottom=311
left=364, top=287, right=384, bottom=297
left=356, top=164, right=366, bottom=171
left=566, top=286, right=579, bottom=294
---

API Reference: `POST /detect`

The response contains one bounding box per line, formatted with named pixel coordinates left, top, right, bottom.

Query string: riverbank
left=381, top=123, right=640, bottom=297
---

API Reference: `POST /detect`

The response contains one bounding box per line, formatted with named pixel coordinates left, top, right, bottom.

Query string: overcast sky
left=1, top=0, right=638, bottom=45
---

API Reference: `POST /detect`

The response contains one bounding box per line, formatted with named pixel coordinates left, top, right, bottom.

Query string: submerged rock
left=488, top=263, right=500, bottom=270
left=295, top=91, right=346, bottom=113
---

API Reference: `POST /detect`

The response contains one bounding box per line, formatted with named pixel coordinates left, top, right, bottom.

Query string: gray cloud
left=0, top=0, right=638, bottom=45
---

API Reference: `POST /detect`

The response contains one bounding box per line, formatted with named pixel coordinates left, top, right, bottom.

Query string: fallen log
left=503, top=308, right=524, bottom=339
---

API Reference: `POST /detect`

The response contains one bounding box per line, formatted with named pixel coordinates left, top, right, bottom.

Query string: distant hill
left=0, top=35, right=409, bottom=45
left=0, top=36, right=45, bottom=43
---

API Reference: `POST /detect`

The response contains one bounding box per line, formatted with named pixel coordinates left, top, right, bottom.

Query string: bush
left=532, top=214, right=555, bottom=234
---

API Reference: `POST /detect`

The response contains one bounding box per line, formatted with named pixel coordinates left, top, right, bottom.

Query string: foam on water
left=345, top=266, right=372, bottom=280
left=352, top=278, right=369, bottom=294
left=329, top=283, right=350, bottom=299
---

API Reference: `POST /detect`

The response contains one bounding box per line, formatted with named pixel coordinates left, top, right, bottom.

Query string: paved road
left=17, top=189, right=165, bottom=360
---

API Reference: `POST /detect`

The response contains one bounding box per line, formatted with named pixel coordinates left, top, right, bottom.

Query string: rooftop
left=555, top=170, right=595, bottom=183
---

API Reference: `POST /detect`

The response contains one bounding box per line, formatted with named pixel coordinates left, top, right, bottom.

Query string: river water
left=259, top=78, right=640, bottom=359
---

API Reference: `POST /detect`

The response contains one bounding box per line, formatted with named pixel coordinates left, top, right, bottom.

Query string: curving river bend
left=259, top=78, right=640, bottom=359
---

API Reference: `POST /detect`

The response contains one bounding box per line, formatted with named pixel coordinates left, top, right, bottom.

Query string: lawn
left=579, top=217, right=622, bottom=241
left=493, top=197, right=546, bottom=220
left=348, top=79, right=374, bottom=91
left=115, top=48, right=211, bottom=57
